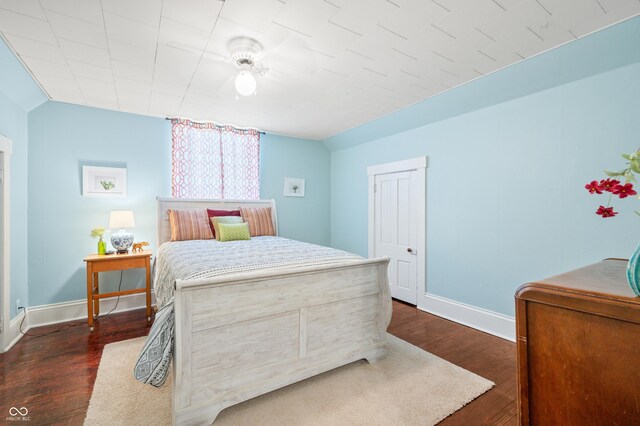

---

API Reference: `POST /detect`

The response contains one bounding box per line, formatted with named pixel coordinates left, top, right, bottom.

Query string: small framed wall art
left=83, top=166, right=127, bottom=197
left=284, top=177, right=305, bottom=197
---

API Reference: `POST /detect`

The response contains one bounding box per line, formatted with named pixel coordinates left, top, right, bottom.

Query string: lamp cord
left=102, top=270, right=124, bottom=319
left=19, top=270, right=125, bottom=337
left=18, top=311, right=83, bottom=337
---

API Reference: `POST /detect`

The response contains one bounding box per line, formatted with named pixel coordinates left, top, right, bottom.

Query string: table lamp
left=109, top=210, right=135, bottom=254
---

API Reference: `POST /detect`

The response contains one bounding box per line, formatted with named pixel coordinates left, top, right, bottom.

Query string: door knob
left=407, top=248, right=413, bottom=253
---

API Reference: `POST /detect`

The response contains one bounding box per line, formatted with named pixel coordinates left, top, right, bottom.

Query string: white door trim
left=367, top=157, right=428, bottom=177
left=0, top=134, right=12, bottom=353
left=368, top=156, right=427, bottom=305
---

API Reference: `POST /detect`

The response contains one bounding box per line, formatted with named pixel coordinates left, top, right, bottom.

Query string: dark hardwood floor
left=0, top=301, right=516, bottom=425
left=0, top=311, right=153, bottom=425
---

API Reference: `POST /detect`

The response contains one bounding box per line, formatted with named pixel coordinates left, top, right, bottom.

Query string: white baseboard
left=4, top=310, right=27, bottom=352
left=2, top=292, right=154, bottom=352
left=418, top=293, right=515, bottom=342
left=28, top=292, right=156, bottom=329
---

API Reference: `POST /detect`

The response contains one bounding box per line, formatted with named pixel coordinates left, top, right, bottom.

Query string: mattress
left=153, top=236, right=361, bottom=309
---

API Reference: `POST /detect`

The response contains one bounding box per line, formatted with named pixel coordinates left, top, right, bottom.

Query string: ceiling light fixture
left=235, top=70, right=257, bottom=96
left=229, top=37, right=267, bottom=98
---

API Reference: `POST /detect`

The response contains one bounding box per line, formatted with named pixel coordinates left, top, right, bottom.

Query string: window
left=171, top=118, right=260, bottom=199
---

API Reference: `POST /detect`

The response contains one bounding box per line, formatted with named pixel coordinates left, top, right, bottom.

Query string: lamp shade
left=235, top=70, right=256, bottom=96
left=109, top=210, right=135, bottom=229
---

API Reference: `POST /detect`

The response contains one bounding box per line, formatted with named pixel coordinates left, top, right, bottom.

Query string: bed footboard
left=172, top=257, right=391, bottom=425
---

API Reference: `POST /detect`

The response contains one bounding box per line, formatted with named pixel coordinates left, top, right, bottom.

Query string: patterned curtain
left=171, top=118, right=260, bottom=199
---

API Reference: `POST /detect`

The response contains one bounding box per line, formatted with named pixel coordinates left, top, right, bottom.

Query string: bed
left=154, top=197, right=391, bottom=425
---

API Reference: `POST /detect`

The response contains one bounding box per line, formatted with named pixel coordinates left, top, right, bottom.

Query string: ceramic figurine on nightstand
left=109, top=210, right=135, bottom=254
left=132, top=241, right=149, bottom=252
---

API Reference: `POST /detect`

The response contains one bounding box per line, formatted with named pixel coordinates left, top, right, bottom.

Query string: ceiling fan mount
left=228, top=37, right=267, bottom=74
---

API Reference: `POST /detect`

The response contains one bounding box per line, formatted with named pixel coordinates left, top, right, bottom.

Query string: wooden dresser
left=515, top=259, right=640, bottom=425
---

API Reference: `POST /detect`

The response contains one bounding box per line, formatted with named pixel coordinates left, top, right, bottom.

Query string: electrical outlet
left=15, top=299, right=20, bottom=314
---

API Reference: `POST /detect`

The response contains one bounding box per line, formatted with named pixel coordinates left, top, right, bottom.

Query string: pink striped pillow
left=240, top=207, right=275, bottom=237
left=169, top=209, right=213, bottom=241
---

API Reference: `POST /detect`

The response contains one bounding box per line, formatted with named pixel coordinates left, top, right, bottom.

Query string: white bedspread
left=153, top=236, right=361, bottom=308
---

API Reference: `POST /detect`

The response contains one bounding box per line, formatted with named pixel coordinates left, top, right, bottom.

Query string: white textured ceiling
left=0, top=0, right=638, bottom=140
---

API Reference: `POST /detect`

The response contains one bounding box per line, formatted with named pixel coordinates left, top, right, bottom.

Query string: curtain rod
left=165, top=117, right=265, bottom=134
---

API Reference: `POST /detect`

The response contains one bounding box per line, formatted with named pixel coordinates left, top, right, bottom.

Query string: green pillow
left=211, top=216, right=244, bottom=240
left=218, top=222, right=251, bottom=242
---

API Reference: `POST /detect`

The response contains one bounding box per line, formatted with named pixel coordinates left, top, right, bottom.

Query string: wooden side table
left=83, top=250, right=152, bottom=331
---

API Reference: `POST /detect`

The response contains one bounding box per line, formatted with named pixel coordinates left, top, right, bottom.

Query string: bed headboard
left=156, top=197, right=278, bottom=246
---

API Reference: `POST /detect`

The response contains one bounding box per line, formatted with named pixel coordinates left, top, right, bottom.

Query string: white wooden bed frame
left=157, top=197, right=392, bottom=425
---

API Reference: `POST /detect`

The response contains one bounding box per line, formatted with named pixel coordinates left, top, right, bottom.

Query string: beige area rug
left=85, top=334, right=493, bottom=425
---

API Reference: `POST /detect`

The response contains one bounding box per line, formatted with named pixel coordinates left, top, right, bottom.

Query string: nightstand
left=83, top=250, right=152, bottom=331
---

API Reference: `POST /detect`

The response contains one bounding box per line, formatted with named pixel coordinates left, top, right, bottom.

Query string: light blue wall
left=260, top=133, right=331, bottom=246
left=0, top=38, right=46, bottom=319
left=27, top=102, right=331, bottom=307
left=328, top=18, right=640, bottom=317
left=28, top=102, right=171, bottom=306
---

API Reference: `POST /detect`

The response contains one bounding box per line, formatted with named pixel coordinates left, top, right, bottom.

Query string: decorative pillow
left=206, top=209, right=241, bottom=238
left=240, top=207, right=275, bottom=237
left=169, top=209, right=213, bottom=241
left=218, top=222, right=251, bottom=242
left=211, top=216, right=244, bottom=240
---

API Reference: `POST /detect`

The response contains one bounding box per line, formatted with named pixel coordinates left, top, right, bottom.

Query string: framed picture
left=284, top=177, right=305, bottom=197
left=83, top=166, right=127, bottom=197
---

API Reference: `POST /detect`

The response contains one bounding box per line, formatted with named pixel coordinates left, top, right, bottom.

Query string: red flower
left=612, top=183, right=637, bottom=199
left=596, top=206, right=618, bottom=218
left=599, top=178, right=620, bottom=192
left=585, top=180, right=603, bottom=194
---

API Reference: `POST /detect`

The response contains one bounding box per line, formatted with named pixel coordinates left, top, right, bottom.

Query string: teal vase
left=626, top=243, right=640, bottom=296
left=98, top=237, right=107, bottom=255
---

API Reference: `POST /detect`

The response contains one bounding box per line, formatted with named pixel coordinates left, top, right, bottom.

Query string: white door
left=374, top=170, right=418, bottom=304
